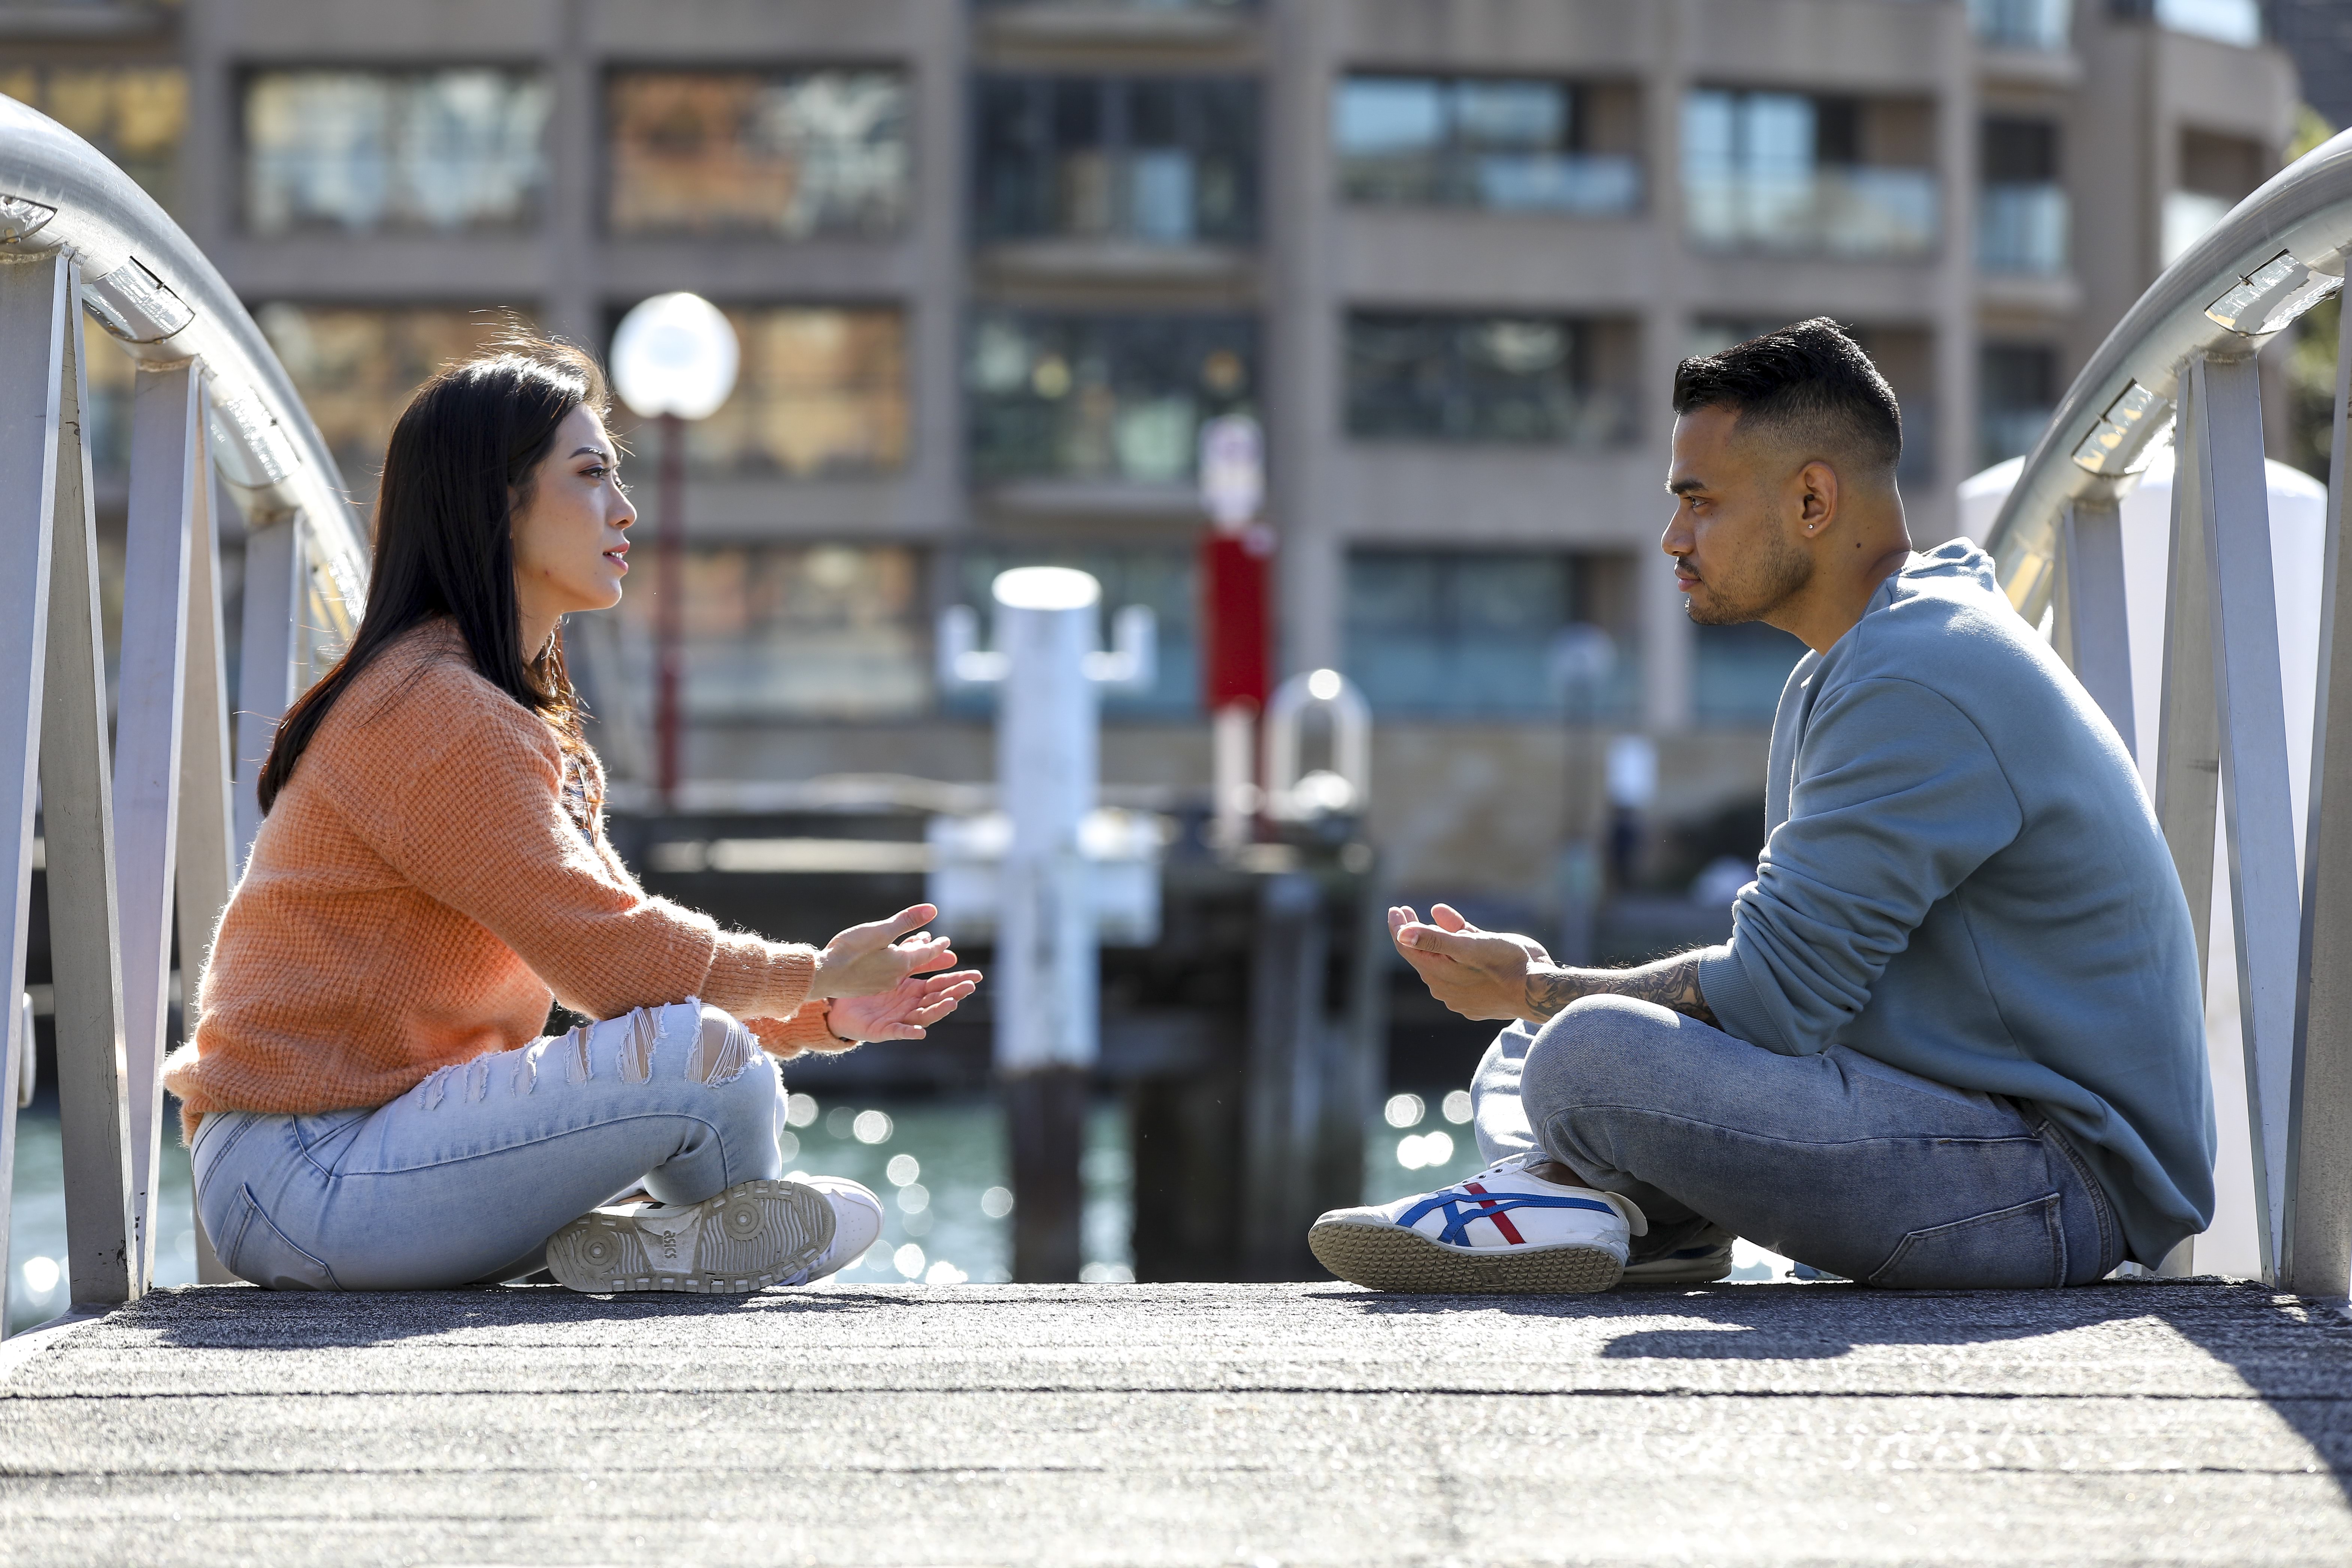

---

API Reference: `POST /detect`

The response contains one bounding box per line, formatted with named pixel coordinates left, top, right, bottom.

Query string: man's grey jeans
left=1469, top=996, right=2123, bottom=1287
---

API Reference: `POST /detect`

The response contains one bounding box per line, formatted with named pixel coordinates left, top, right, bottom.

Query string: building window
left=0, top=66, right=185, bottom=209
left=1344, top=551, right=1635, bottom=719
left=1683, top=89, right=1937, bottom=258
left=956, top=547, right=1199, bottom=717
left=1979, top=118, right=2067, bottom=275
left=1689, top=318, right=1935, bottom=485
left=2164, top=128, right=2266, bottom=264
left=1981, top=342, right=2057, bottom=467
left=1346, top=313, right=1634, bottom=446
left=974, top=75, right=1259, bottom=245
left=609, top=305, right=909, bottom=478
left=967, top=311, right=1256, bottom=482
left=606, top=69, right=908, bottom=238
left=1695, top=622, right=1806, bottom=726
left=243, top=69, right=550, bottom=234
left=1334, top=75, right=1640, bottom=214
left=1969, top=0, right=2073, bottom=51
left=614, top=544, right=929, bottom=720
left=2150, top=0, right=2262, bottom=48
left=255, top=303, right=526, bottom=487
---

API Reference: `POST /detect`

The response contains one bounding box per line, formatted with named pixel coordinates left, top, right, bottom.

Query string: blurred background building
left=0, top=0, right=2309, bottom=1029
left=0, top=0, right=2328, bottom=1298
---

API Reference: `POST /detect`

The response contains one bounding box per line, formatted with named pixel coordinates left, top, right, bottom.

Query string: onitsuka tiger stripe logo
left=1399, top=1184, right=1619, bottom=1248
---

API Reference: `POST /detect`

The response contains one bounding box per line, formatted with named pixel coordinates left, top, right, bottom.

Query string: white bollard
left=990, top=567, right=1105, bottom=1075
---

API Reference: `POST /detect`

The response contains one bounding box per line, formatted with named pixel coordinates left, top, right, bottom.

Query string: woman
left=163, top=336, right=980, bottom=1295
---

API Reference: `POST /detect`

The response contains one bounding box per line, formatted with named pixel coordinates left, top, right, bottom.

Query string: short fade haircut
left=1671, top=318, right=1903, bottom=478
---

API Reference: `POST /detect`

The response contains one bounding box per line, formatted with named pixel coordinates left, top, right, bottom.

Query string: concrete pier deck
left=0, top=1278, right=2348, bottom=1565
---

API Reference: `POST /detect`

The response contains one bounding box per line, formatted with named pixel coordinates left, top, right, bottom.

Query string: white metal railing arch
left=0, top=95, right=366, bottom=1327
left=1988, top=127, right=2352, bottom=1296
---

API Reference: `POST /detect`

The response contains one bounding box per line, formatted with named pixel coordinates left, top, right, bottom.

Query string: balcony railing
left=1986, top=124, right=2352, bottom=1294
left=1685, top=166, right=1938, bottom=259
left=1970, top=0, right=2073, bottom=51
left=0, top=92, right=365, bottom=1323
left=1979, top=182, right=2070, bottom=274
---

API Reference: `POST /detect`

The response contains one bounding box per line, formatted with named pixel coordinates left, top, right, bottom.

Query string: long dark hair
left=256, top=336, right=609, bottom=814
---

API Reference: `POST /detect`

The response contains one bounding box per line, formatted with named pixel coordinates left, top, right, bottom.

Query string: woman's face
left=510, top=405, right=636, bottom=640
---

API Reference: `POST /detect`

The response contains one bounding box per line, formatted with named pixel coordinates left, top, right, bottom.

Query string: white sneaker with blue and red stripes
left=1309, top=1151, right=1647, bottom=1294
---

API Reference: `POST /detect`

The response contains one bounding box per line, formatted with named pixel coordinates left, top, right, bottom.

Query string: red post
left=1202, top=526, right=1274, bottom=714
left=1202, top=524, right=1274, bottom=845
left=655, top=410, right=684, bottom=808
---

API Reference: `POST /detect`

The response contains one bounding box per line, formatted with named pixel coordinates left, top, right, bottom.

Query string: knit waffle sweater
left=162, top=618, right=840, bottom=1131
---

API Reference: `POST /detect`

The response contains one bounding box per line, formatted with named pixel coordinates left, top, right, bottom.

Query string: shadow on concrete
left=131, top=1281, right=910, bottom=1350
left=1331, top=1277, right=2352, bottom=1496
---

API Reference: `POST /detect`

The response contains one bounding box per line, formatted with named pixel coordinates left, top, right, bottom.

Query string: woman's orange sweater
left=162, top=618, right=840, bottom=1131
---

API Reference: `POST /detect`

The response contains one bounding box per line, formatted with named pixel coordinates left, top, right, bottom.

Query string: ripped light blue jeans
left=190, top=1001, right=785, bottom=1290
left=1470, top=996, right=2124, bottom=1288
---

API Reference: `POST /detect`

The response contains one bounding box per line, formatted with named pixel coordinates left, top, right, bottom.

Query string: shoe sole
left=1309, top=1220, right=1624, bottom=1294
left=1621, top=1253, right=1735, bottom=1286
left=547, top=1179, right=835, bottom=1294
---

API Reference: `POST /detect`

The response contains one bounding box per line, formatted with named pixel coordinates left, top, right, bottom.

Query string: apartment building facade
left=0, top=0, right=2300, bottom=926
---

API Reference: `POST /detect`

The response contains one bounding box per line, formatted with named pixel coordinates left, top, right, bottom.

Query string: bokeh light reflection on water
left=6, top=1084, right=1793, bottom=1332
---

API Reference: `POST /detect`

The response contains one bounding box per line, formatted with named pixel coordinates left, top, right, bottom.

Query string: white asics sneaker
left=778, top=1176, right=885, bottom=1286
left=547, top=1178, right=834, bottom=1294
left=1309, top=1152, right=1648, bottom=1294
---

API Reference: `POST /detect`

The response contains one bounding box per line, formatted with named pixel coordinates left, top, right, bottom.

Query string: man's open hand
left=810, top=904, right=959, bottom=1000
left=1389, top=903, right=1549, bottom=1021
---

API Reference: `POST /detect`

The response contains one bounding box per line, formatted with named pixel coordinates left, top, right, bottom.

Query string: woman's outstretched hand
left=809, top=904, right=959, bottom=1001
left=827, top=965, right=984, bottom=1043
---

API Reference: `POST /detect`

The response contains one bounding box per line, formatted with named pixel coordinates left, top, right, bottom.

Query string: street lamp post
left=656, top=410, right=684, bottom=803
left=610, top=292, right=739, bottom=811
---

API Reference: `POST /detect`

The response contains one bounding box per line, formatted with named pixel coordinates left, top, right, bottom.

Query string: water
left=5, top=1091, right=1135, bottom=1334
left=10, top=1086, right=1789, bottom=1331
left=6, top=1098, right=202, bottom=1336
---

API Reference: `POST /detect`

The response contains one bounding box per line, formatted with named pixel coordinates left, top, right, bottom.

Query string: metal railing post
left=113, top=361, right=202, bottom=1290
left=2061, top=496, right=2136, bottom=756
left=233, top=515, right=304, bottom=870
left=2152, top=375, right=2221, bottom=1279
left=2196, top=351, right=2303, bottom=1284
left=2284, top=292, right=2352, bottom=1298
left=41, top=260, right=138, bottom=1308
left=178, top=466, right=236, bottom=1285
left=0, top=252, right=70, bottom=1336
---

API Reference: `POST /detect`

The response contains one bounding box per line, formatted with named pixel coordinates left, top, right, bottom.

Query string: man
left=1310, top=319, right=2214, bottom=1293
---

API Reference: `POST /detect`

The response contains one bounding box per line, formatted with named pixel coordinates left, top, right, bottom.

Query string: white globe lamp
left=611, top=291, right=739, bottom=421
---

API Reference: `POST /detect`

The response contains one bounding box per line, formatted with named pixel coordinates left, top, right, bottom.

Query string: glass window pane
left=256, top=303, right=530, bottom=488
left=1345, top=551, right=1620, bottom=718
left=1685, top=87, right=1935, bottom=257
left=1695, top=621, right=1806, bottom=725
left=1452, top=80, right=1565, bottom=151
left=967, top=312, right=1256, bottom=481
left=1347, top=312, right=1612, bottom=445
left=1341, top=73, right=1635, bottom=214
left=1335, top=76, right=1445, bottom=155
left=0, top=66, right=187, bottom=209
left=625, top=305, right=909, bottom=478
left=614, top=545, right=928, bottom=720
left=974, top=74, right=1257, bottom=244
left=245, top=69, right=548, bottom=234
left=608, top=69, right=907, bottom=237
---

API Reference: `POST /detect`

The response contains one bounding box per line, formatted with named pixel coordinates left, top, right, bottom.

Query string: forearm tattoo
left=1525, top=952, right=1718, bottom=1027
